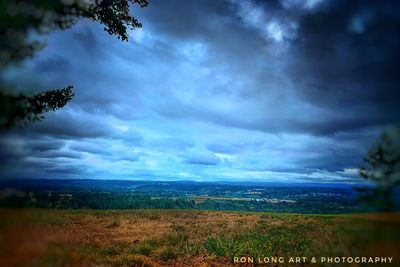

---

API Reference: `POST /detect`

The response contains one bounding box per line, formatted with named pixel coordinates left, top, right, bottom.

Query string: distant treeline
left=1, top=179, right=393, bottom=213
left=0, top=190, right=372, bottom=214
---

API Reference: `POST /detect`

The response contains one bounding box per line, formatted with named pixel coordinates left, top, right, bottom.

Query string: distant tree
left=0, top=0, right=149, bottom=129
left=359, top=125, right=400, bottom=211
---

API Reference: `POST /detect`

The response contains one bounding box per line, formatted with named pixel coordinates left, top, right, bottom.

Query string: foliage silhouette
left=359, top=125, right=400, bottom=211
left=0, top=0, right=148, bottom=128
left=0, top=86, right=74, bottom=129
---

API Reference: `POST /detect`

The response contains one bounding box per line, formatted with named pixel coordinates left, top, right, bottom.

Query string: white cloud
left=230, top=0, right=298, bottom=52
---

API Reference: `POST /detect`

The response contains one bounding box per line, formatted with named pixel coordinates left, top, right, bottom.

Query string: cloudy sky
left=0, top=0, right=399, bottom=183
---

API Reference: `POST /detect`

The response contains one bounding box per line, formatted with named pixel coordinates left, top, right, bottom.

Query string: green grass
left=196, top=225, right=313, bottom=259
left=1, top=208, right=399, bottom=266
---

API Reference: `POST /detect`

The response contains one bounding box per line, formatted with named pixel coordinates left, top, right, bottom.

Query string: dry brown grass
left=0, top=209, right=399, bottom=267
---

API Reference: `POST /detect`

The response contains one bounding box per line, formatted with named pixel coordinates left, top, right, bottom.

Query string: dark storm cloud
left=141, top=0, right=271, bottom=73
left=73, top=27, right=97, bottom=52
left=294, top=148, right=363, bottom=172
left=1, top=0, right=398, bottom=182
left=39, top=165, right=86, bottom=175
left=142, top=0, right=398, bottom=137
left=29, top=110, right=112, bottom=139
left=0, top=134, right=83, bottom=179
left=140, top=0, right=233, bottom=39
left=35, top=150, right=82, bottom=159
left=34, top=55, right=72, bottom=73
left=69, top=142, right=108, bottom=155
left=24, top=139, right=65, bottom=152
left=218, top=0, right=399, bottom=136
left=184, top=153, right=221, bottom=166
left=155, top=97, right=386, bottom=136
left=287, top=0, right=400, bottom=129
left=0, top=138, right=23, bottom=163
left=0, top=135, right=63, bottom=164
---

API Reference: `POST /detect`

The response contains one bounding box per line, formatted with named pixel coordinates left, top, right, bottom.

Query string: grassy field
left=0, top=209, right=399, bottom=266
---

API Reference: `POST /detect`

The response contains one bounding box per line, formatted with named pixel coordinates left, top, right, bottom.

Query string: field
left=1, top=208, right=399, bottom=267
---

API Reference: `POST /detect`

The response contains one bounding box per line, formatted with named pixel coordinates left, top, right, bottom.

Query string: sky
left=0, top=0, right=399, bottom=183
